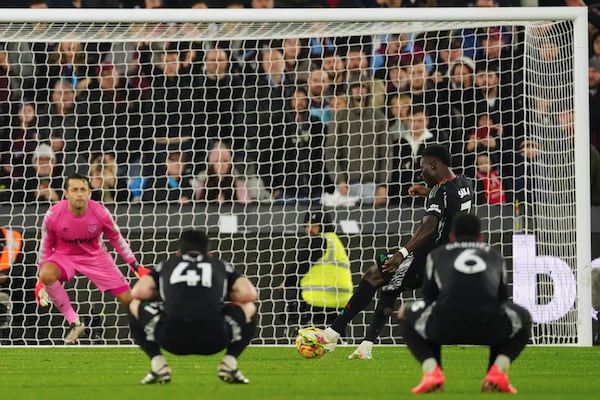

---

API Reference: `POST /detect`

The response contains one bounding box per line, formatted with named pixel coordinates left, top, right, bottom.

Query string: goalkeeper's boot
left=64, top=321, right=85, bottom=344
left=141, top=365, right=172, bottom=385
left=348, top=340, right=373, bottom=359
left=313, top=327, right=340, bottom=353
left=481, top=365, right=517, bottom=394
left=411, top=366, right=445, bottom=394
left=217, top=363, right=250, bottom=384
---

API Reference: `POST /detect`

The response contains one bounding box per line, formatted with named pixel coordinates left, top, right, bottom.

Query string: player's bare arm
left=229, top=276, right=258, bottom=304
left=131, top=275, right=159, bottom=301
left=407, top=184, right=430, bottom=198
left=382, top=215, right=439, bottom=273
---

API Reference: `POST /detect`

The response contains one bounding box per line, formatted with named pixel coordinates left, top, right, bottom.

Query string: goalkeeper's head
left=179, top=230, right=209, bottom=255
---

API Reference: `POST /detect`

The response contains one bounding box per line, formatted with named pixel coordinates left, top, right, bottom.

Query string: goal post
left=0, top=7, right=591, bottom=346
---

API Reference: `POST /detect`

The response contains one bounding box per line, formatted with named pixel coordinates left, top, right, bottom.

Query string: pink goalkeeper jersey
left=39, top=199, right=136, bottom=265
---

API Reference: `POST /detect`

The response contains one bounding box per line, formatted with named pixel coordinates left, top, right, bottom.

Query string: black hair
left=64, top=173, right=91, bottom=190
left=179, top=230, right=209, bottom=254
left=421, top=144, right=451, bottom=167
left=304, top=210, right=334, bottom=233
left=451, top=213, right=481, bottom=241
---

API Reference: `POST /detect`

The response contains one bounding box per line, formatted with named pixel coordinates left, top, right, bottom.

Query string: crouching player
left=397, top=213, right=531, bottom=394
left=35, top=173, right=147, bottom=344
left=128, top=229, right=257, bottom=384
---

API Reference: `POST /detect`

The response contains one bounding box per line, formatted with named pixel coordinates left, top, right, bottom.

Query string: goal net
left=0, top=7, right=591, bottom=346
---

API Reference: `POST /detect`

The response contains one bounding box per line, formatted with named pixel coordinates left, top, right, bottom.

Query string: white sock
left=494, top=355, right=511, bottom=373
left=151, top=355, right=168, bottom=372
left=221, top=355, right=238, bottom=370
left=324, top=327, right=340, bottom=341
left=360, top=340, right=373, bottom=348
left=422, top=358, right=438, bottom=374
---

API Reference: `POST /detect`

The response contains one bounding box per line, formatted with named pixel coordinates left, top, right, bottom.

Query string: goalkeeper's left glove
left=130, top=261, right=151, bottom=278
left=34, top=279, right=51, bottom=307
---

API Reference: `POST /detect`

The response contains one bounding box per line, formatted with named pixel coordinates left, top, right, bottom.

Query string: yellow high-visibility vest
left=300, top=232, right=353, bottom=308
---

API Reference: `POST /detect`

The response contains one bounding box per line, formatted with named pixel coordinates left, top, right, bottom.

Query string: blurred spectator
left=306, top=68, right=333, bottom=124
left=194, top=142, right=251, bottom=204
left=139, top=46, right=194, bottom=175
left=243, top=47, right=290, bottom=198
left=193, top=46, right=244, bottom=164
left=325, top=78, right=389, bottom=207
left=48, top=0, right=121, bottom=6
left=5, top=101, right=47, bottom=178
left=443, top=56, right=478, bottom=133
left=387, top=93, right=411, bottom=144
left=463, top=113, right=502, bottom=177
left=342, top=46, right=386, bottom=110
left=592, top=144, right=600, bottom=206
left=589, top=58, right=600, bottom=150
left=591, top=32, right=600, bottom=62
left=47, top=40, right=91, bottom=93
left=406, top=56, right=448, bottom=132
left=22, top=143, right=63, bottom=204
left=383, top=58, right=410, bottom=99
left=142, top=150, right=194, bottom=204
left=89, top=153, right=130, bottom=204
left=474, top=153, right=506, bottom=205
left=321, top=49, right=346, bottom=94
left=372, top=32, right=433, bottom=80
left=76, top=61, right=138, bottom=164
left=41, top=79, right=84, bottom=177
left=283, top=38, right=313, bottom=87
left=281, top=86, right=335, bottom=203
left=389, top=105, right=440, bottom=205
left=0, top=158, right=18, bottom=204
left=0, top=47, right=12, bottom=116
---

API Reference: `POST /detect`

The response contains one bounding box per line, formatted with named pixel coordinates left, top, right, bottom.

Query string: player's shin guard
left=127, top=311, right=161, bottom=359
left=331, top=279, right=377, bottom=334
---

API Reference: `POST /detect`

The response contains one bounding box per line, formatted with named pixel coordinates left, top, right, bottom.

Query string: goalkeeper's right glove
left=34, top=279, right=50, bottom=307
left=137, top=265, right=151, bottom=277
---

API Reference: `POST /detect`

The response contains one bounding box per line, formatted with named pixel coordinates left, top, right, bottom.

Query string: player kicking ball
left=35, top=173, right=147, bottom=344
left=128, top=229, right=257, bottom=384
left=397, top=213, right=531, bottom=394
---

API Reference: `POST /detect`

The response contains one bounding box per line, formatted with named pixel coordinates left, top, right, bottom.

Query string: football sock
left=422, top=358, right=438, bottom=374
left=331, top=279, right=377, bottom=334
left=44, top=281, right=78, bottom=324
left=151, top=355, right=168, bottom=372
left=494, top=355, right=511, bottom=373
left=221, top=355, right=238, bottom=370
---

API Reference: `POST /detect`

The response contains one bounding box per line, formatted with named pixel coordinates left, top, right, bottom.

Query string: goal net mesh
left=0, top=13, right=584, bottom=345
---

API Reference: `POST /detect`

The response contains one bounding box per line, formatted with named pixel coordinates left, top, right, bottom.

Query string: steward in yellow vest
left=282, top=210, right=353, bottom=327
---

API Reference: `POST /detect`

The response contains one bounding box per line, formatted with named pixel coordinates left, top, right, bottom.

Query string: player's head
left=420, top=144, right=452, bottom=186
left=64, top=173, right=91, bottom=212
left=304, top=210, right=334, bottom=235
left=450, top=213, right=483, bottom=242
left=179, top=230, right=209, bottom=255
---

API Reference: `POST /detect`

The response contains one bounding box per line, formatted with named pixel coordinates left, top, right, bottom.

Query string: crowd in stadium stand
left=1, top=0, right=600, bottom=207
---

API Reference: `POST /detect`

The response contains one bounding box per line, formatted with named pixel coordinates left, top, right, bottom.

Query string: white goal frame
left=0, top=7, right=592, bottom=346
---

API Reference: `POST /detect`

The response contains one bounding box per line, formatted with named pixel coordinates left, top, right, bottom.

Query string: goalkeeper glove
left=34, top=279, right=50, bottom=307
left=130, top=261, right=151, bottom=277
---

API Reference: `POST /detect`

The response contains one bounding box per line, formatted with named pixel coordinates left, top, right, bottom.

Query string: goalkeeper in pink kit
left=35, top=173, right=149, bottom=344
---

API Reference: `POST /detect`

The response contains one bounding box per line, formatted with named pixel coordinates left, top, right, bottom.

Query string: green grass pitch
left=1, top=346, right=598, bottom=400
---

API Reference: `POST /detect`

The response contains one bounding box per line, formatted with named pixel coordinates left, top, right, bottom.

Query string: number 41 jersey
left=150, top=253, right=240, bottom=320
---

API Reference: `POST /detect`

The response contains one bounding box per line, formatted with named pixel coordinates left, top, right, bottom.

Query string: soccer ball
left=295, top=327, right=327, bottom=359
